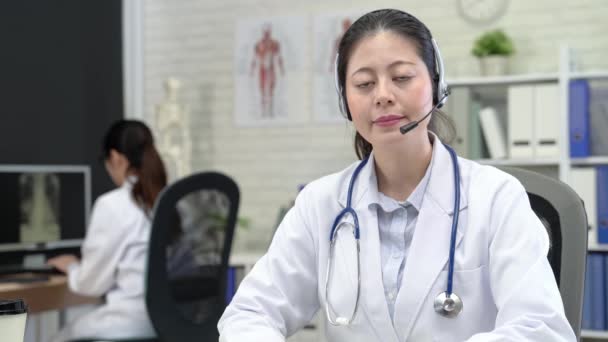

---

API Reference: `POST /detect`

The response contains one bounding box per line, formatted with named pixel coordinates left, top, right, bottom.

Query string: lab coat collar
left=124, top=174, right=138, bottom=188
left=337, top=133, right=468, bottom=214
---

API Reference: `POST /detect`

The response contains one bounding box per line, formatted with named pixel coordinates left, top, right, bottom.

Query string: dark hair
left=337, top=9, right=456, bottom=159
left=102, top=119, right=167, bottom=210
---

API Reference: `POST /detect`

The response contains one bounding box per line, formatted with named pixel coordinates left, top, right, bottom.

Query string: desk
left=0, top=275, right=99, bottom=314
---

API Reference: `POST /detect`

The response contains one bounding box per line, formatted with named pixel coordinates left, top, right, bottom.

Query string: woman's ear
left=109, top=149, right=131, bottom=171
left=108, top=149, right=121, bottom=164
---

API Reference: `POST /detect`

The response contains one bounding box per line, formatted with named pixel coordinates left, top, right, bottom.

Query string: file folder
left=479, top=107, right=507, bottom=159
left=590, top=253, right=606, bottom=330
left=569, top=168, right=598, bottom=247
left=598, top=166, right=608, bottom=244
left=590, top=81, right=608, bottom=156
left=469, top=99, right=484, bottom=160
left=225, top=266, right=237, bottom=304
left=582, top=254, right=592, bottom=329
left=533, top=84, right=560, bottom=158
left=508, top=85, right=535, bottom=158
left=569, top=80, right=591, bottom=157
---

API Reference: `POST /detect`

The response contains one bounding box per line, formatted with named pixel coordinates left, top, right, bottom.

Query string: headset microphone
left=399, top=92, right=450, bottom=135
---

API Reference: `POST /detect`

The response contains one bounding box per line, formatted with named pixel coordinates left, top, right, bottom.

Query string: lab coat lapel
left=392, top=140, right=467, bottom=341
left=337, top=155, right=399, bottom=342
left=357, top=205, right=400, bottom=342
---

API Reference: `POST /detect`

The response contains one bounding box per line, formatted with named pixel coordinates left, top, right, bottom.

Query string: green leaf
left=471, top=29, right=514, bottom=57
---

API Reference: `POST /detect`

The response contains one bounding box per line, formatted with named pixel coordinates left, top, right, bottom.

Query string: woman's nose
left=375, top=81, right=395, bottom=107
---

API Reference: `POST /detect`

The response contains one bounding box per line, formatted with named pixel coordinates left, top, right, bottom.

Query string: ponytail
left=103, top=119, right=167, bottom=211
left=132, top=144, right=167, bottom=210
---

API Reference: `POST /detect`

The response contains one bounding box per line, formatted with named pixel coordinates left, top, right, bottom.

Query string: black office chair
left=147, top=171, right=239, bottom=341
left=70, top=171, right=240, bottom=342
left=500, top=167, right=587, bottom=341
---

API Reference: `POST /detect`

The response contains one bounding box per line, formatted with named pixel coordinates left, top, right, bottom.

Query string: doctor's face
left=345, top=31, right=434, bottom=148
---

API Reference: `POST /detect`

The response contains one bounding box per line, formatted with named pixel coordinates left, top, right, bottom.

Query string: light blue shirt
left=368, top=144, right=435, bottom=321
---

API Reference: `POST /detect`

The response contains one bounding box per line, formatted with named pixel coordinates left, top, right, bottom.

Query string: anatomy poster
left=312, top=13, right=361, bottom=123
left=234, top=16, right=308, bottom=126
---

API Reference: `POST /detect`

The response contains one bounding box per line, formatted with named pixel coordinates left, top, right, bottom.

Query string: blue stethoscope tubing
left=325, top=143, right=461, bottom=326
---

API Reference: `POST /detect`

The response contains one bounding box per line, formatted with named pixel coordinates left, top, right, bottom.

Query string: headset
left=333, top=34, right=450, bottom=123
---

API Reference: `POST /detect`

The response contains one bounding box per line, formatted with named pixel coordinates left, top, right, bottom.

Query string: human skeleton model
left=156, top=78, right=191, bottom=181
left=250, top=25, right=284, bottom=118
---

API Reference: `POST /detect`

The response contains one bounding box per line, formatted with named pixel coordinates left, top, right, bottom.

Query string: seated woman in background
left=47, top=119, right=167, bottom=341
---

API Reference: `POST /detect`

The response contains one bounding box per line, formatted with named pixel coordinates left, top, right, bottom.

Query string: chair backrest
left=500, top=167, right=587, bottom=340
left=146, top=172, right=240, bottom=342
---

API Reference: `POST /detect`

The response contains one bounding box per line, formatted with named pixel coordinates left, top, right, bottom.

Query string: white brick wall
left=142, top=0, right=608, bottom=252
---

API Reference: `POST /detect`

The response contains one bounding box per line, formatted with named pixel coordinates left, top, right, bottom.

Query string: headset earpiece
left=431, top=38, right=449, bottom=108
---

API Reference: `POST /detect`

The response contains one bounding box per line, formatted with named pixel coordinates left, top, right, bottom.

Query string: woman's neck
left=373, top=134, right=433, bottom=202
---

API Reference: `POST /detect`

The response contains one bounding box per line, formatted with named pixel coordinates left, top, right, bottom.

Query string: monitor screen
left=0, top=165, right=91, bottom=252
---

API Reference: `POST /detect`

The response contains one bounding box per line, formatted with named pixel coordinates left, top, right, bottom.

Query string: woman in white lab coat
left=47, top=120, right=167, bottom=341
left=218, top=9, right=576, bottom=342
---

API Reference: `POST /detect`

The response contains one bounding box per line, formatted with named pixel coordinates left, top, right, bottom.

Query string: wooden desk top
left=0, top=275, right=100, bottom=314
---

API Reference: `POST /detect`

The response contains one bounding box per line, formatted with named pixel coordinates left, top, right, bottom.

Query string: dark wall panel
left=0, top=0, right=123, bottom=200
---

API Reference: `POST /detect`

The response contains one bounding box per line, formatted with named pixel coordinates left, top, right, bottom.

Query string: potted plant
left=472, top=29, right=515, bottom=76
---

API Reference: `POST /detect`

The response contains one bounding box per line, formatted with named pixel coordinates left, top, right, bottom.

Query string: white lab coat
left=52, top=180, right=156, bottom=341
left=218, top=138, right=576, bottom=342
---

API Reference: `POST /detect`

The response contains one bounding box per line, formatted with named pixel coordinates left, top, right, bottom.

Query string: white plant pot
left=479, top=56, right=509, bottom=76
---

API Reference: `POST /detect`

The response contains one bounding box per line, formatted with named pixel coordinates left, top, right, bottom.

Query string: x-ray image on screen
left=19, top=173, right=61, bottom=243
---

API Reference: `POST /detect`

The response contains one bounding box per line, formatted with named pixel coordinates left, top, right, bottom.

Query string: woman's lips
left=373, top=115, right=405, bottom=127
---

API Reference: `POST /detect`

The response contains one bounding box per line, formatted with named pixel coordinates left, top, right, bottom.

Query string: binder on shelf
left=479, top=107, right=507, bottom=159
left=569, top=80, right=591, bottom=157
left=508, top=85, right=535, bottom=158
left=225, top=266, right=237, bottom=304
left=598, top=166, right=608, bottom=244
left=590, top=82, right=608, bottom=156
left=582, top=254, right=593, bottom=330
left=590, top=253, right=605, bottom=330
left=444, top=87, right=471, bottom=157
left=469, top=99, right=484, bottom=160
left=569, top=168, right=597, bottom=247
left=533, top=84, right=560, bottom=158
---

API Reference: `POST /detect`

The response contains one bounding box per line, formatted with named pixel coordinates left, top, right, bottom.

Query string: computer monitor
left=0, top=165, right=91, bottom=253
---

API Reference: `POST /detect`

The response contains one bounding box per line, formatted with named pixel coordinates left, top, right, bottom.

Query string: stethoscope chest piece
left=434, top=291, right=463, bottom=318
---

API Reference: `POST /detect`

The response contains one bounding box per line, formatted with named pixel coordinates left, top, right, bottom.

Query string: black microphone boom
left=399, top=93, right=449, bottom=135
left=399, top=105, right=435, bottom=135
left=399, top=121, right=419, bottom=134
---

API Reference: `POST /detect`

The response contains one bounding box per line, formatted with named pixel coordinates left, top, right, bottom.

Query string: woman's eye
left=357, top=82, right=373, bottom=89
left=394, top=76, right=411, bottom=82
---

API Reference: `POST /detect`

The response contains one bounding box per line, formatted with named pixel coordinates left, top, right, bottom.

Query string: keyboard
left=0, top=264, right=62, bottom=275
left=0, top=275, right=51, bottom=284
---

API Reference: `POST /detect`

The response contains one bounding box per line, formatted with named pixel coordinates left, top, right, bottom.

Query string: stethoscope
left=325, top=143, right=462, bottom=326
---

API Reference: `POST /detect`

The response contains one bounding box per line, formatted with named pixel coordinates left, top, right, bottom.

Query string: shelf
left=582, top=329, right=608, bottom=339
left=570, top=71, right=608, bottom=80
left=448, top=73, right=558, bottom=87
left=571, top=156, right=608, bottom=166
left=589, top=245, right=608, bottom=253
left=475, top=158, right=560, bottom=166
